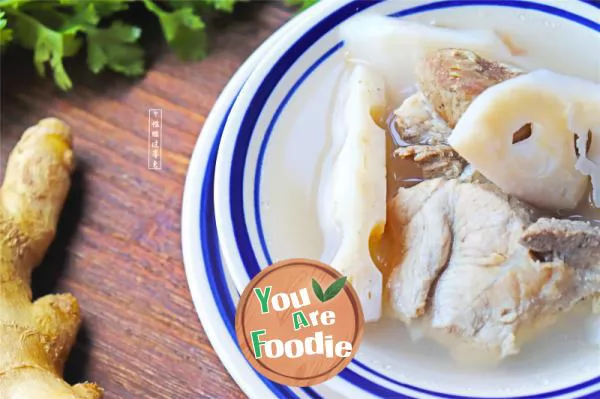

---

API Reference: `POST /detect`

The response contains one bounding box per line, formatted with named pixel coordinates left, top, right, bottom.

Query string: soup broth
left=371, top=111, right=423, bottom=288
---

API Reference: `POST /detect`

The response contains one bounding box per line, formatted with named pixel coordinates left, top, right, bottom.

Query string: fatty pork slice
left=386, top=179, right=598, bottom=360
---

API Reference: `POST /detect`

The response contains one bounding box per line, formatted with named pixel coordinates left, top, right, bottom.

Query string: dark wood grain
left=1, top=3, right=292, bottom=398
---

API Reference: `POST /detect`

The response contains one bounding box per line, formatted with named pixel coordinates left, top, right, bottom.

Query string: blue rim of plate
left=201, top=102, right=320, bottom=399
left=204, top=92, right=600, bottom=399
left=222, top=0, right=600, bottom=397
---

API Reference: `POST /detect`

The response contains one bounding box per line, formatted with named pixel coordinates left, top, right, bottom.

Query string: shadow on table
left=63, top=324, right=94, bottom=386
left=30, top=161, right=95, bottom=385
left=32, top=161, right=88, bottom=298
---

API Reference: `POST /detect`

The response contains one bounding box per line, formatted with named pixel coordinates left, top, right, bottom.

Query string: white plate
left=181, top=13, right=336, bottom=399
left=213, top=0, right=600, bottom=398
left=182, top=7, right=355, bottom=399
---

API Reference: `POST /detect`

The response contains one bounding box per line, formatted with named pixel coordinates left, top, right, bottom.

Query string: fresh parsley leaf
left=9, top=9, right=82, bottom=90
left=0, top=11, right=12, bottom=48
left=0, top=0, right=34, bottom=8
left=168, top=25, right=207, bottom=61
left=165, top=1, right=198, bottom=11
left=0, top=0, right=244, bottom=89
left=83, top=0, right=130, bottom=18
left=285, top=0, right=319, bottom=11
left=203, top=0, right=237, bottom=12
left=86, top=21, right=144, bottom=76
left=63, top=3, right=100, bottom=27
left=167, top=0, right=238, bottom=14
left=322, top=276, right=347, bottom=302
left=31, top=4, right=99, bottom=34
left=143, top=0, right=207, bottom=60
left=312, top=278, right=325, bottom=302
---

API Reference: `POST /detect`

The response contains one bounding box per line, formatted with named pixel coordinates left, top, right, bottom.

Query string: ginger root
left=0, top=118, right=103, bottom=398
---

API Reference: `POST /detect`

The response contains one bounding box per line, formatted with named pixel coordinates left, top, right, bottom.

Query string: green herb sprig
left=0, top=0, right=318, bottom=90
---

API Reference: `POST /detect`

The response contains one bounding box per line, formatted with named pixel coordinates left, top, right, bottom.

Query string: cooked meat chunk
left=521, top=218, right=600, bottom=270
left=395, top=145, right=466, bottom=179
left=393, top=93, right=466, bottom=179
left=388, top=179, right=534, bottom=323
left=394, top=92, right=452, bottom=145
left=387, top=178, right=453, bottom=320
left=393, top=49, right=525, bottom=182
left=387, top=179, right=600, bottom=360
left=417, top=48, right=523, bottom=128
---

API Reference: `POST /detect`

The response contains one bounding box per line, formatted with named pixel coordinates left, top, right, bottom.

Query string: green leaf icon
left=312, top=278, right=325, bottom=302
left=312, top=276, right=347, bottom=302
left=323, top=276, right=347, bottom=302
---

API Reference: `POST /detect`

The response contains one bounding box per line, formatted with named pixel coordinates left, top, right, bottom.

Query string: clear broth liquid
left=371, top=111, right=423, bottom=286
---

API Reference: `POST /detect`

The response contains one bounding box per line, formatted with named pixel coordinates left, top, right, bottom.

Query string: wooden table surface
left=1, top=3, right=293, bottom=398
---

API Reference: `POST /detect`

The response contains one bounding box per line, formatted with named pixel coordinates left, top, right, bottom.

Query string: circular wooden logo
left=235, top=258, right=364, bottom=387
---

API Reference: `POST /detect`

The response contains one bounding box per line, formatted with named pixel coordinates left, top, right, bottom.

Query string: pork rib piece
left=395, top=144, right=466, bottom=180
left=394, top=92, right=452, bottom=145
left=417, top=48, right=522, bottom=128
left=393, top=49, right=522, bottom=179
left=521, top=218, right=600, bottom=270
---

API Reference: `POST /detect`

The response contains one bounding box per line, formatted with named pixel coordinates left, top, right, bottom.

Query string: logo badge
left=235, top=258, right=364, bottom=386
